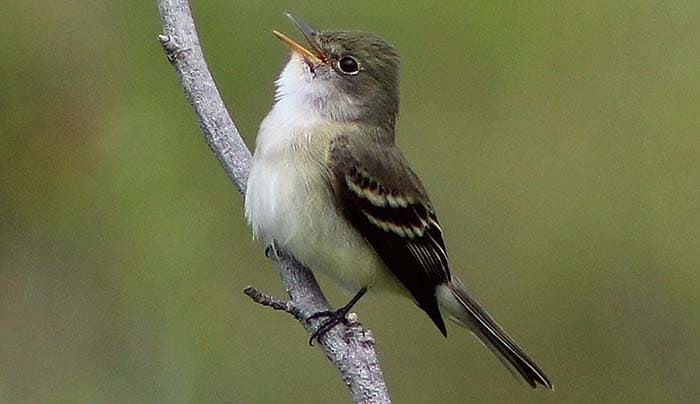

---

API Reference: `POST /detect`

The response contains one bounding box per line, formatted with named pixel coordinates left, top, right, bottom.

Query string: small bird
left=245, top=12, right=552, bottom=389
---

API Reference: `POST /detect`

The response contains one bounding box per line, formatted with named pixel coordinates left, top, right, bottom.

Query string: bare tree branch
left=156, top=1, right=391, bottom=402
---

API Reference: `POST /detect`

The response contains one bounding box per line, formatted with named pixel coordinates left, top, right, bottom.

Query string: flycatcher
left=245, top=12, right=552, bottom=389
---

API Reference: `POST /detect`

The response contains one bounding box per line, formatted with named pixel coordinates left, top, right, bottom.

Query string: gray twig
left=156, top=1, right=391, bottom=402
left=243, top=285, right=303, bottom=321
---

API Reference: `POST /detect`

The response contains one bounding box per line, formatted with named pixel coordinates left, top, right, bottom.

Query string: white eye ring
left=336, top=56, right=361, bottom=75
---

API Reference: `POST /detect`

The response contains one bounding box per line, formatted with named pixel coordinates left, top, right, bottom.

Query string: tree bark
left=156, top=1, right=391, bottom=402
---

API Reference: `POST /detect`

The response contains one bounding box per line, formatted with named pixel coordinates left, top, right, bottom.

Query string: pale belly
left=245, top=153, right=402, bottom=295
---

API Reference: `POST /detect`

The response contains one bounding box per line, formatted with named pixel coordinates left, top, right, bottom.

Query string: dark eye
left=337, top=56, right=360, bottom=75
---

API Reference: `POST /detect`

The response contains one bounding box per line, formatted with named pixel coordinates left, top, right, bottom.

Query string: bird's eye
left=337, top=56, right=360, bottom=75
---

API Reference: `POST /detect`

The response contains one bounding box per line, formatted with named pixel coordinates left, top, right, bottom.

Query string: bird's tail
left=436, top=278, right=553, bottom=389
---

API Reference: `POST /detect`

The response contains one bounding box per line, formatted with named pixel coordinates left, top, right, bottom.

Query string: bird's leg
left=308, top=287, right=367, bottom=346
left=265, top=241, right=281, bottom=260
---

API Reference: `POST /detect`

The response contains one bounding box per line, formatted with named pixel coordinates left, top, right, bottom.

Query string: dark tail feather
left=436, top=280, right=553, bottom=390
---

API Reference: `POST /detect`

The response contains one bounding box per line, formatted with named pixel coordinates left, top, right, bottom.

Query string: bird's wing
left=329, top=134, right=452, bottom=335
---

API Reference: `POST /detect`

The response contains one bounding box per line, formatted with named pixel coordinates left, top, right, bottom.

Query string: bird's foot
left=307, top=308, right=353, bottom=346
left=264, top=241, right=281, bottom=260
left=307, top=287, right=367, bottom=346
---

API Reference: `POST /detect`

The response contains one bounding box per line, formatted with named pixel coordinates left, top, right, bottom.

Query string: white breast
left=244, top=73, right=328, bottom=245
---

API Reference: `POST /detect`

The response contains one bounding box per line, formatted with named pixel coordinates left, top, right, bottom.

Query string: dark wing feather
left=330, top=136, right=452, bottom=335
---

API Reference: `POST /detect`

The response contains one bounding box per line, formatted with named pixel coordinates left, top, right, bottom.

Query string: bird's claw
left=265, top=241, right=281, bottom=260
left=307, top=308, right=351, bottom=346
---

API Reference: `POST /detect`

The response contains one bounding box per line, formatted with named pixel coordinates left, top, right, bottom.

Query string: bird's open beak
left=273, top=12, right=325, bottom=65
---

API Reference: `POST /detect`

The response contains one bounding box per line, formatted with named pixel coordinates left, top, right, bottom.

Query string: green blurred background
left=2, top=0, right=699, bottom=403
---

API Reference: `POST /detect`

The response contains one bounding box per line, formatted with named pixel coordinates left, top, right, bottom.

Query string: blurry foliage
left=1, top=0, right=699, bottom=403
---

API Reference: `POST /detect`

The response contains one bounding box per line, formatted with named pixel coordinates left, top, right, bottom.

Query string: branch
left=156, top=1, right=390, bottom=402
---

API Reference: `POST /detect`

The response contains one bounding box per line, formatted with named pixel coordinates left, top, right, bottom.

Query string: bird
left=245, top=12, right=552, bottom=389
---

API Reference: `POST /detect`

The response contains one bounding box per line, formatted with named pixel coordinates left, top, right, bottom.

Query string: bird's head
left=273, top=13, right=400, bottom=127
